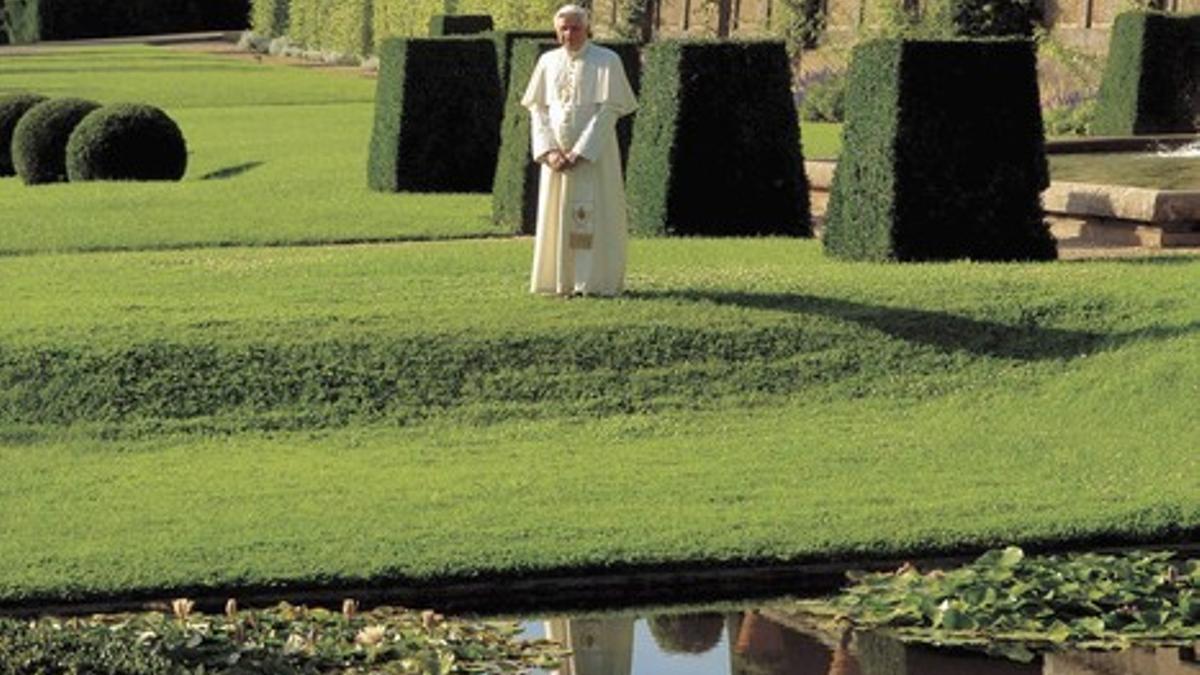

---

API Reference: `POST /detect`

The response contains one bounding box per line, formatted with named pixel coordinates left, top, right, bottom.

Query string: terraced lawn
left=1, top=238, right=1196, bottom=605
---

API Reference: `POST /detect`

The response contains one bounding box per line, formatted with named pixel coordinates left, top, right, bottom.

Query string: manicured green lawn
left=1, top=238, right=1197, bottom=603
left=0, top=47, right=503, bottom=255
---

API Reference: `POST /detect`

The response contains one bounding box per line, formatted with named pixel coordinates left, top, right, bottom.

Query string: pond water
left=517, top=608, right=1198, bottom=675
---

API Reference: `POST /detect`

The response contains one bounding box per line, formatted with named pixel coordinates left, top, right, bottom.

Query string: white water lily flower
left=356, top=625, right=387, bottom=647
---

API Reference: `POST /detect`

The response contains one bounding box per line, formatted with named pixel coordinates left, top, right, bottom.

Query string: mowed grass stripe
left=0, top=333, right=1196, bottom=603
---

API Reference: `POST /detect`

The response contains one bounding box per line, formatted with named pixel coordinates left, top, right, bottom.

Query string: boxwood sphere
left=67, top=103, right=188, bottom=182
left=0, top=93, right=48, bottom=176
left=12, top=97, right=102, bottom=185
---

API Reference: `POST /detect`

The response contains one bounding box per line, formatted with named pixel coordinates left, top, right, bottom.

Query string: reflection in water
left=529, top=610, right=1198, bottom=675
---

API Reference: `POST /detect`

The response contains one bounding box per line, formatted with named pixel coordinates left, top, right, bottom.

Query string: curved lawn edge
left=4, top=531, right=1198, bottom=619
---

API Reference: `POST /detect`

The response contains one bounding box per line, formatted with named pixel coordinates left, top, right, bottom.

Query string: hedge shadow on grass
left=630, top=288, right=1113, bottom=361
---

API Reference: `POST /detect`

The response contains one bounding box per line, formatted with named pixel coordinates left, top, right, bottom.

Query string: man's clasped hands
left=543, top=149, right=583, bottom=172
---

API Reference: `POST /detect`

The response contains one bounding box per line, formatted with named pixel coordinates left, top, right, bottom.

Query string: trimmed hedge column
left=491, top=30, right=556, bottom=93
left=1093, top=11, right=1200, bottom=136
left=823, top=39, right=1056, bottom=262
left=429, top=14, right=494, bottom=36
left=368, top=38, right=503, bottom=193
left=625, top=40, right=810, bottom=237
left=492, top=39, right=642, bottom=234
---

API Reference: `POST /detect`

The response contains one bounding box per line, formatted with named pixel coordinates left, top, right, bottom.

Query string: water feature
left=1156, top=140, right=1200, bottom=158
left=517, top=608, right=1198, bottom=674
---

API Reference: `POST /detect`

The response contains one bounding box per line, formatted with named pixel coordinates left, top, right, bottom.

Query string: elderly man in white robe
left=522, top=4, right=638, bottom=297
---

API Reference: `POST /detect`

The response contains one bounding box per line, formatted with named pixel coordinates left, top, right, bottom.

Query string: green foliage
left=250, top=0, right=288, bottom=38
left=0, top=92, right=47, bottom=176
left=1093, top=11, right=1200, bottom=135
left=374, top=0, right=557, bottom=43
left=647, top=614, right=725, bottom=654
left=1, top=0, right=248, bottom=43
left=11, top=97, right=100, bottom=185
left=777, top=0, right=827, bottom=52
left=822, top=547, right=1200, bottom=658
left=1043, top=97, right=1096, bottom=136
left=0, top=603, right=565, bottom=673
left=66, top=103, right=188, bottom=182
left=287, top=0, right=373, bottom=56
left=614, top=0, right=654, bottom=41
left=798, top=72, right=846, bottom=122
left=491, top=39, right=642, bottom=234
left=368, top=38, right=503, bottom=193
left=824, top=39, right=1055, bottom=262
left=626, top=40, right=810, bottom=237
left=429, top=13, right=495, bottom=35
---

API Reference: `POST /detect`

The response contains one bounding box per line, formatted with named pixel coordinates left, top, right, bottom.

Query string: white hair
left=554, top=4, right=590, bottom=26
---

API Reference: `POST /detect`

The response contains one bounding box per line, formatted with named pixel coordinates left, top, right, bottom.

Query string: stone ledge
left=1042, top=181, right=1200, bottom=226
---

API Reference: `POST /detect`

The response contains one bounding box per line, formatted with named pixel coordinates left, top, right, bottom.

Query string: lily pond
left=2, top=548, right=1196, bottom=673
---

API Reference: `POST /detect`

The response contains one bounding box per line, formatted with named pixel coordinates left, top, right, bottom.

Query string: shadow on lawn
left=629, top=289, right=1199, bottom=361
left=200, top=161, right=264, bottom=180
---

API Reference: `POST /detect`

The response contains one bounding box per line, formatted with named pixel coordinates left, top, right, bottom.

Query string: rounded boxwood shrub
left=0, top=92, right=48, bottom=176
left=66, top=103, right=188, bottom=182
left=11, top=97, right=101, bottom=185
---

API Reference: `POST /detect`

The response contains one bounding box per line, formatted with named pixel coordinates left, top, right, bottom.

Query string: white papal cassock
left=522, top=42, right=638, bottom=296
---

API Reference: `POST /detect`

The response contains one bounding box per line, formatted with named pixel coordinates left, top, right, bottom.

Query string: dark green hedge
left=490, top=30, right=556, bottom=93
left=66, top=103, right=188, bottom=182
left=368, top=37, right=503, bottom=193
left=3, top=0, right=248, bottom=42
left=11, top=97, right=101, bottom=185
left=492, top=39, right=642, bottom=234
left=250, top=0, right=288, bottom=39
left=1093, top=11, right=1200, bottom=135
left=429, top=14, right=494, bottom=36
left=625, top=40, right=810, bottom=237
left=823, top=39, right=1055, bottom=262
left=0, top=92, right=47, bottom=176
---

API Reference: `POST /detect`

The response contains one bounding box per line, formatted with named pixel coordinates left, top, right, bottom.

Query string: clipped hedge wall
left=288, top=0, right=372, bottom=56
left=625, top=40, right=810, bottom=237
left=12, top=97, right=101, bottom=185
left=368, top=37, right=503, bottom=193
left=373, top=0, right=556, bottom=43
left=66, top=104, right=188, bottom=182
left=823, top=39, right=1055, bottom=262
left=492, top=30, right=557, bottom=93
left=1093, top=11, right=1200, bottom=135
left=0, top=92, right=47, bottom=176
left=429, top=14, right=494, bottom=36
left=250, top=0, right=288, bottom=38
left=2, top=0, right=248, bottom=43
left=492, top=39, right=642, bottom=233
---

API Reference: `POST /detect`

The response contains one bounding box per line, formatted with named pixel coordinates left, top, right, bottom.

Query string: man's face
left=555, top=14, right=587, bottom=51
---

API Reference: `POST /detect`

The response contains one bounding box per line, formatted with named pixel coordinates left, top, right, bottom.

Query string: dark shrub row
left=66, top=103, right=188, bottom=182
left=429, top=14, right=494, bottom=36
left=491, top=38, right=642, bottom=234
left=823, top=39, right=1055, bottom=262
left=11, top=97, right=100, bottom=184
left=625, top=40, right=810, bottom=237
left=1093, top=11, right=1200, bottom=135
left=0, top=92, right=47, bottom=176
left=367, top=37, right=503, bottom=193
left=2, top=94, right=186, bottom=184
left=3, top=0, right=249, bottom=43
